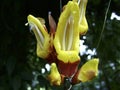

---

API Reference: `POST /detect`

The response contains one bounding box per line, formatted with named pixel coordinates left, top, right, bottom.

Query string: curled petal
left=72, top=58, right=99, bottom=84
left=27, top=15, right=51, bottom=59
left=79, top=0, right=88, bottom=35
left=47, top=63, right=61, bottom=85
left=73, top=0, right=88, bottom=34
left=79, top=16, right=88, bottom=35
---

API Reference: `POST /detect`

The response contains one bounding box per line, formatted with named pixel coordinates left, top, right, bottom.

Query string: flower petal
left=27, top=15, right=51, bottom=59
left=76, top=0, right=88, bottom=35
left=75, top=58, right=99, bottom=83
left=54, top=1, right=80, bottom=53
left=47, top=63, right=61, bottom=85
left=54, top=1, right=80, bottom=77
left=58, top=58, right=80, bottom=77
left=54, top=1, right=80, bottom=59
left=57, top=51, right=80, bottom=77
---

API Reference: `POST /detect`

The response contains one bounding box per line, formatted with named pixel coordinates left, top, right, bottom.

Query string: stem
left=95, top=0, right=111, bottom=52
left=63, top=78, right=72, bottom=90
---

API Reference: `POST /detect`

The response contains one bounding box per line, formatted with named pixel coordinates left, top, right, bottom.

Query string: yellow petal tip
left=78, top=58, right=99, bottom=82
left=47, top=63, right=61, bottom=86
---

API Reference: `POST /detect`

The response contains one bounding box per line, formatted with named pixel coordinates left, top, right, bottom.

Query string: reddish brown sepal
left=45, top=47, right=58, bottom=64
left=58, top=60, right=80, bottom=77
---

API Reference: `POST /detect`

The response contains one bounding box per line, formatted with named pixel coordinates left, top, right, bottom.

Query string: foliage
left=0, top=0, right=120, bottom=90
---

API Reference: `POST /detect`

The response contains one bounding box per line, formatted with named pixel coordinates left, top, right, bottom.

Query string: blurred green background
left=0, top=0, right=120, bottom=90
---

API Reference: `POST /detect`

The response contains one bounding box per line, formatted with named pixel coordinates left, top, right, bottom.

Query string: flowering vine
left=27, top=0, right=99, bottom=86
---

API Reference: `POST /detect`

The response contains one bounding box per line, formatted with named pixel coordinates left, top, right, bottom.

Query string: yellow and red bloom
left=54, top=1, right=80, bottom=77
left=27, top=0, right=99, bottom=85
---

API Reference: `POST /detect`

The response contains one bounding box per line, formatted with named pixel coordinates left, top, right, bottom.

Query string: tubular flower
left=27, top=0, right=99, bottom=86
left=27, top=14, right=57, bottom=63
left=27, top=15, right=51, bottom=59
left=54, top=1, right=80, bottom=77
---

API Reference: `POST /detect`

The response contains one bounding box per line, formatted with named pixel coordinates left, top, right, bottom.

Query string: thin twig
left=95, top=0, right=111, bottom=52
left=68, top=85, right=72, bottom=90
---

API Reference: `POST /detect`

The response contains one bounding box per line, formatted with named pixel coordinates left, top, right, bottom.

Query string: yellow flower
left=27, top=15, right=51, bottom=59
left=47, top=63, right=61, bottom=85
left=72, top=58, right=99, bottom=84
left=54, top=1, right=80, bottom=77
left=27, top=0, right=99, bottom=86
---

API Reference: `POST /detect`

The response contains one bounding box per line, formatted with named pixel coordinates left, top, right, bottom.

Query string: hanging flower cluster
left=27, top=0, right=99, bottom=86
